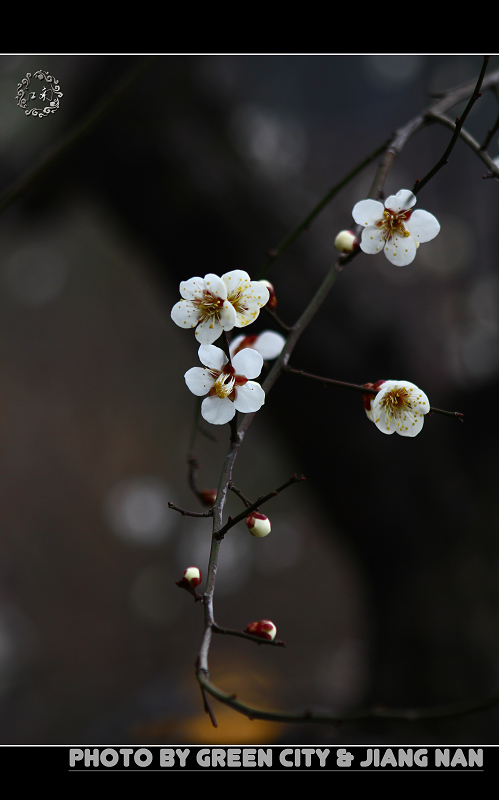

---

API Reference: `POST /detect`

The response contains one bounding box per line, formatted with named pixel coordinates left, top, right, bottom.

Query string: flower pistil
left=195, top=290, right=226, bottom=322
left=376, top=208, right=412, bottom=242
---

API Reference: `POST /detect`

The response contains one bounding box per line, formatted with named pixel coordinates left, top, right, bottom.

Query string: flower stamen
left=376, top=208, right=412, bottom=242
left=195, top=291, right=226, bottom=322
left=213, top=372, right=236, bottom=400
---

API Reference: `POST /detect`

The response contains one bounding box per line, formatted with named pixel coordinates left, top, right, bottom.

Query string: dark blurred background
left=0, top=53, right=499, bottom=745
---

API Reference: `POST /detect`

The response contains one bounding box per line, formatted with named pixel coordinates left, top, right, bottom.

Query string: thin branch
left=263, top=305, right=292, bottom=333
left=258, top=139, right=390, bottom=278
left=284, top=367, right=464, bottom=421
left=168, top=501, right=212, bottom=518
left=196, top=660, right=219, bottom=728
left=212, top=623, right=286, bottom=647
left=175, top=580, right=203, bottom=602
left=228, top=482, right=253, bottom=508
left=197, top=669, right=499, bottom=726
left=480, top=100, right=499, bottom=151
left=215, top=474, right=305, bottom=541
left=412, top=56, right=490, bottom=195
left=426, top=111, right=499, bottom=178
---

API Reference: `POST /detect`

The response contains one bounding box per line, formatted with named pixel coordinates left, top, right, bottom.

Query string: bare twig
left=259, top=139, right=390, bottom=278
left=168, top=501, right=212, bottom=518
left=215, top=474, right=305, bottom=541
left=426, top=111, right=499, bottom=178
left=212, top=623, right=286, bottom=647
left=412, top=55, right=490, bottom=194
left=197, top=669, right=499, bottom=726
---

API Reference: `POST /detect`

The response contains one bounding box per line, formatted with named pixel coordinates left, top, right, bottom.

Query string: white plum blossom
left=171, top=271, right=269, bottom=345
left=171, top=273, right=234, bottom=345
left=184, top=344, right=265, bottom=425
left=352, top=189, right=440, bottom=266
left=367, top=379, right=430, bottom=437
left=230, top=330, right=286, bottom=361
left=224, top=270, right=270, bottom=328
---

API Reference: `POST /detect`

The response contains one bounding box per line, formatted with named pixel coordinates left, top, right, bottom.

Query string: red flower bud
left=199, top=489, right=217, bottom=507
left=245, top=620, right=277, bottom=641
left=245, top=511, right=271, bottom=538
left=182, top=566, right=202, bottom=589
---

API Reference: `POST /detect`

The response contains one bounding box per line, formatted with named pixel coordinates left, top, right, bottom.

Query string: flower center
left=213, top=372, right=236, bottom=400
left=376, top=208, right=412, bottom=242
left=227, top=289, right=248, bottom=314
left=195, top=290, right=225, bottom=322
left=380, top=386, right=413, bottom=418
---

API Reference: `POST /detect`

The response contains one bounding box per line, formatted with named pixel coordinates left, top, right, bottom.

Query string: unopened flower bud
left=334, top=229, right=358, bottom=254
left=182, top=566, right=202, bottom=589
left=199, top=489, right=217, bottom=507
left=259, top=279, right=277, bottom=309
left=246, top=511, right=271, bottom=538
left=245, top=620, right=277, bottom=641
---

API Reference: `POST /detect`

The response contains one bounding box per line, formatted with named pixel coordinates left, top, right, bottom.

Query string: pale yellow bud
left=334, top=229, right=357, bottom=254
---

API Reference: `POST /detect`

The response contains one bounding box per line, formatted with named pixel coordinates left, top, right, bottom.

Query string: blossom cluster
left=171, top=270, right=285, bottom=426
left=171, top=270, right=270, bottom=345
left=172, top=191, right=439, bottom=435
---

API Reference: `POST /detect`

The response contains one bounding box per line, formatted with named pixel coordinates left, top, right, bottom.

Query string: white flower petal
left=407, top=210, right=440, bottom=243
left=184, top=367, right=214, bottom=396
left=372, top=410, right=397, bottom=434
left=232, top=348, right=263, bottom=379
left=171, top=299, right=199, bottom=329
left=383, top=234, right=417, bottom=266
left=179, top=276, right=207, bottom=301
left=248, top=280, right=270, bottom=308
left=233, top=296, right=266, bottom=328
left=352, top=199, right=384, bottom=226
left=198, top=344, right=227, bottom=371
left=222, top=270, right=252, bottom=290
left=195, top=316, right=224, bottom=344
left=233, top=381, right=265, bottom=413
left=385, top=190, right=416, bottom=211
left=203, top=273, right=228, bottom=299
left=222, top=271, right=269, bottom=329
left=396, top=415, right=425, bottom=437
left=360, top=226, right=384, bottom=254
left=254, top=330, right=285, bottom=360
left=219, top=301, right=237, bottom=328
left=201, top=395, right=235, bottom=425
left=229, top=334, right=245, bottom=357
